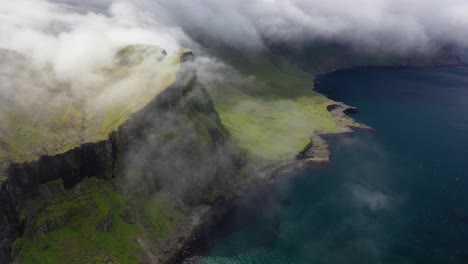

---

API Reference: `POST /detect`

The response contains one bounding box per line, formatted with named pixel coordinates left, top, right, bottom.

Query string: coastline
left=312, top=60, right=468, bottom=85
left=169, top=101, right=373, bottom=263
left=169, top=58, right=468, bottom=263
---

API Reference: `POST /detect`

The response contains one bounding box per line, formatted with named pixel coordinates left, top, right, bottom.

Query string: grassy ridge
left=0, top=46, right=184, bottom=166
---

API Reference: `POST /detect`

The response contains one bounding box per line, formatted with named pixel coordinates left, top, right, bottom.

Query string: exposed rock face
left=112, top=54, right=240, bottom=204
left=7, top=141, right=114, bottom=203
left=0, top=178, right=19, bottom=264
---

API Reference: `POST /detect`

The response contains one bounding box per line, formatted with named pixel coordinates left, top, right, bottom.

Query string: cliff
left=0, top=46, right=243, bottom=263
left=0, top=45, right=182, bottom=262
left=0, top=45, right=185, bottom=170
left=0, top=178, right=19, bottom=264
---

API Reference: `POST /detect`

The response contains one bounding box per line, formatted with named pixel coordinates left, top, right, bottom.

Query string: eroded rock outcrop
left=0, top=178, right=19, bottom=264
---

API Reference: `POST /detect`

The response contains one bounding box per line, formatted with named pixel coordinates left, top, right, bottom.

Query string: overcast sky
left=1, top=0, right=468, bottom=82
left=3, top=0, right=468, bottom=53
left=152, top=0, right=468, bottom=53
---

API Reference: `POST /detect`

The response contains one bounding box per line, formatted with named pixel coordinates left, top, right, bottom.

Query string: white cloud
left=150, top=0, right=468, bottom=53
left=2, top=0, right=468, bottom=79
left=0, top=0, right=184, bottom=85
left=1, top=0, right=467, bottom=114
left=350, top=185, right=390, bottom=212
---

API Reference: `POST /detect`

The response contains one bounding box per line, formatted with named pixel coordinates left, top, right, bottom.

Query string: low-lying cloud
left=0, top=0, right=185, bottom=87
left=4, top=0, right=468, bottom=59
left=350, top=184, right=391, bottom=212
left=2, top=0, right=468, bottom=88
left=144, top=0, right=468, bottom=54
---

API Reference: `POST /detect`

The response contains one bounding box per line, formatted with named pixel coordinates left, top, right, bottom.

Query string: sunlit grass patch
left=203, top=52, right=343, bottom=163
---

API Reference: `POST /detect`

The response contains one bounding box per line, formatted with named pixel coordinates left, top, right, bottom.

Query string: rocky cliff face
left=111, top=52, right=241, bottom=204
left=0, top=140, right=114, bottom=262
left=0, top=178, right=19, bottom=264
left=7, top=141, right=114, bottom=202
left=0, top=49, right=243, bottom=263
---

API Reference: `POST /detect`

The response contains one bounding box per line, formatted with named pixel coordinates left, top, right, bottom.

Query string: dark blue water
left=187, top=67, right=468, bottom=264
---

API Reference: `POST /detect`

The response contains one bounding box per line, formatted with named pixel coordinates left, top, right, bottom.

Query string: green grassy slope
left=12, top=178, right=185, bottom=264
left=202, top=51, right=357, bottom=164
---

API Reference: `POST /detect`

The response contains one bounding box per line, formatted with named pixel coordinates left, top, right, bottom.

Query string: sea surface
left=185, top=67, right=468, bottom=264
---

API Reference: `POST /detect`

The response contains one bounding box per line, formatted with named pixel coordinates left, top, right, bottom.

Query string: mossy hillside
left=203, top=52, right=353, bottom=163
left=141, top=193, right=185, bottom=239
left=0, top=46, right=189, bottom=166
left=13, top=178, right=186, bottom=264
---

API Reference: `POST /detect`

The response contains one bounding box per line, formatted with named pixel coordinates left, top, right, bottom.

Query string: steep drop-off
left=0, top=47, right=244, bottom=263
left=0, top=45, right=184, bottom=169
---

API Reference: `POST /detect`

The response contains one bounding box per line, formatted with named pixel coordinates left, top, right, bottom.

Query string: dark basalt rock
left=326, top=104, right=358, bottom=114
left=0, top=179, right=19, bottom=264
left=98, top=214, right=113, bottom=232
left=7, top=140, right=114, bottom=203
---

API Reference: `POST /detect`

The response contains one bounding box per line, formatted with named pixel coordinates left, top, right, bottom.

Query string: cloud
left=2, top=0, right=468, bottom=82
left=350, top=184, right=390, bottom=212
left=0, top=0, right=184, bottom=86
left=0, top=0, right=194, bottom=125
left=2, top=0, right=468, bottom=84
left=148, top=0, right=468, bottom=53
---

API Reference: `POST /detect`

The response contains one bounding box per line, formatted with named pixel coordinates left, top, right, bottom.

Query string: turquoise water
left=186, top=67, right=468, bottom=264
